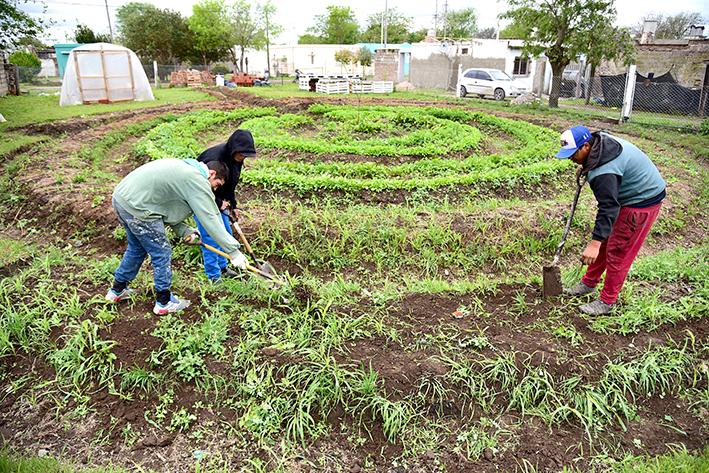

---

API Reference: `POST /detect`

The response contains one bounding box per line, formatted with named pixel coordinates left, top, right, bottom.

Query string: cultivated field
left=0, top=87, right=708, bottom=472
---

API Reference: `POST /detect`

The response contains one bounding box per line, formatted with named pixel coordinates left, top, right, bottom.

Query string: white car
left=459, top=68, right=527, bottom=101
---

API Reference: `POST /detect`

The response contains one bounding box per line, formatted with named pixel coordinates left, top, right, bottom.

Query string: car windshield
left=489, top=70, right=512, bottom=81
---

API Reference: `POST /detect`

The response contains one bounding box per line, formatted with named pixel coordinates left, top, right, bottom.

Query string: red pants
left=581, top=202, right=662, bottom=305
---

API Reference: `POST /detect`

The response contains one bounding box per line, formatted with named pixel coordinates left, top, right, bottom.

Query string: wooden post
left=698, top=63, right=709, bottom=118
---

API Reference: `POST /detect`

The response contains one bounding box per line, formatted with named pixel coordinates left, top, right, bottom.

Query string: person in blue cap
left=195, top=129, right=256, bottom=284
left=555, top=126, right=666, bottom=315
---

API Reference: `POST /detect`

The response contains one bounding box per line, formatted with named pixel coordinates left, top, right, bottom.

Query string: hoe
left=542, top=171, right=586, bottom=298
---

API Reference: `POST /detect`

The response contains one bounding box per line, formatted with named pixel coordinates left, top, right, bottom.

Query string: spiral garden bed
left=1, top=95, right=708, bottom=473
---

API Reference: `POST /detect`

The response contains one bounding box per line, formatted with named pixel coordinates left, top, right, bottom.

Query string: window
left=461, top=48, right=468, bottom=55
left=513, top=57, right=530, bottom=75
left=479, top=72, right=491, bottom=81
left=464, top=70, right=477, bottom=79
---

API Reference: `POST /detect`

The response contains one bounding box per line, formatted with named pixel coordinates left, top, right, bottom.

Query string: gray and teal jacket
left=113, top=158, right=242, bottom=258
left=582, top=132, right=666, bottom=242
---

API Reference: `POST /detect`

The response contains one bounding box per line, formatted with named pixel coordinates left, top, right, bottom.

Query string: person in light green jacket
left=105, top=158, right=248, bottom=314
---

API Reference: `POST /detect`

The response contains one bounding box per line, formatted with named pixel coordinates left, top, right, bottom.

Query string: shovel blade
left=542, top=265, right=563, bottom=298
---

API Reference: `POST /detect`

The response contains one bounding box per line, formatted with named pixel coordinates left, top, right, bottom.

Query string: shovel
left=198, top=241, right=286, bottom=289
left=226, top=214, right=279, bottom=280
left=542, top=170, right=586, bottom=298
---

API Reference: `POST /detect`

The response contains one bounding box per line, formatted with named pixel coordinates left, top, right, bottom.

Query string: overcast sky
left=20, top=0, right=709, bottom=46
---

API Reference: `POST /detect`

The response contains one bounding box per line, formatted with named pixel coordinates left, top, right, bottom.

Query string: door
left=476, top=71, right=494, bottom=95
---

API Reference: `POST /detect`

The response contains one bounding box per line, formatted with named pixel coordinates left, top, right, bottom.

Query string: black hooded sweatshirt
left=197, top=129, right=256, bottom=210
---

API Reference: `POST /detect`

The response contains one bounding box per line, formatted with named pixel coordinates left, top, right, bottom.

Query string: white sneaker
left=105, top=288, right=138, bottom=302
left=153, top=295, right=190, bottom=314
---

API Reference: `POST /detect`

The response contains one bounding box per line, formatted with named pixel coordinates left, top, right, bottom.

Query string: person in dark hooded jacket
left=555, top=126, right=666, bottom=315
left=195, top=129, right=256, bottom=282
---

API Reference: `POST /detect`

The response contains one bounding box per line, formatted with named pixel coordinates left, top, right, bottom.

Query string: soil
left=0, top=88, right=707, bottom=473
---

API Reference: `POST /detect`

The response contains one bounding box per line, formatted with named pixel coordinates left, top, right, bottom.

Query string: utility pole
left=105, top=0, right=114, bottom=43
left=383, top=0, right=388, bottom=48
left=442, top=1, right=449, bottom=42
left=434, top=0, right=438, bottom=39
left=265, top=14, right=270, bottom=75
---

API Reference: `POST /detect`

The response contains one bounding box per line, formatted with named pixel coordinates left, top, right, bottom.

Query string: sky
left=19, top=0, right=709, bottom=46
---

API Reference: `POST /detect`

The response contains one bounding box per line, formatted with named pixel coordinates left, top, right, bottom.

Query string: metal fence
left=550, top=66, right=707, bottom=130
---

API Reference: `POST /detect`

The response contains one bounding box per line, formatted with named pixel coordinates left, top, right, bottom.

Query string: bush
left=9, top=50, right=42, bottom=83
left=700, top=119, right=709, bottom=136
left=211, top=63, right=230, bottom=75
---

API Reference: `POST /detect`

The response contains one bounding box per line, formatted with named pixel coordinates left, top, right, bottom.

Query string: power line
left=44, top=0, right=119, bottom=7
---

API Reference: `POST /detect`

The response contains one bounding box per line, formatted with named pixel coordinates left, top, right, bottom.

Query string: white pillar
left=153, top=61, right=158, bottom=88
left=621, top=64, right=637, bottom=122
left=456, top=63, right=462, bottom=98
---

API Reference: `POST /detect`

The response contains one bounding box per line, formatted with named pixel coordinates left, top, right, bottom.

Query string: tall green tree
left=632, top=11, right=705, bottom=39
left=583, top=24, right=635, bottom=104
left=72, top=23, right=110, bottom=43
left=232, top=0, right=263, bottom=73
left=257, top=1, right=282, bottom=74
left=1, top=0, right=47, bottom=52
left=501, top=0, right=619, bottom=108
left=361, top=7, right=413, bottom=44
left=116, top=3, right=195, bottom=65
left=188, top=0, right=235, bottom=69
left=302, top=6, right=359, bottom=44
left=443, top=7, right=478, bottom=40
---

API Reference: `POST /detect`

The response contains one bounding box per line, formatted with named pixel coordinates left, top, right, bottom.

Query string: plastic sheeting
left=59, top=43, right=154, bottom=106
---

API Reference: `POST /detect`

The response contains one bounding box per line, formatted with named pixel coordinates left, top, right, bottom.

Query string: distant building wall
left=373, top=49, right=399, bottom=82
left=601, top=39, right=709, bottom=88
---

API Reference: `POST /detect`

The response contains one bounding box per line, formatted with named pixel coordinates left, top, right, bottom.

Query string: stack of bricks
left=169, top=70, right=216, bottom=87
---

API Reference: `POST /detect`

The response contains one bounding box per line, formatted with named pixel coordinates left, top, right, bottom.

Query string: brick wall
left=601, top=39, right=709, bottom=88
left=373, top=49, right=399, bottom=82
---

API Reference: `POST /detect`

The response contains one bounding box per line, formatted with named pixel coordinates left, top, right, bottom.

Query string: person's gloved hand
left=231, top=253, right=248, bottom=270
left=184, top=231, right=201, bottom=246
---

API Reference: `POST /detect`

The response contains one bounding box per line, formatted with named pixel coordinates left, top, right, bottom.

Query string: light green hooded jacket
left=113, top=158, right=242, bottom=258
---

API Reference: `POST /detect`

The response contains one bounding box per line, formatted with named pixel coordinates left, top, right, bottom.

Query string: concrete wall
left=261, top=44, right=376, bottom=77
left=409, top=40, right=537, bottom=91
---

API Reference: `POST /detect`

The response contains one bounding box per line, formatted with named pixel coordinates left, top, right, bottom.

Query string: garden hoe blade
left=228, top=215, right=280, bottom=280
left=199, top=241, right=286, bottom=290
left=543, top=172, right=586, bottom=298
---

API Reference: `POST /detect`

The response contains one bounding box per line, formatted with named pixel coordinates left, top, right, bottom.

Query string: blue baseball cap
left=555, top=126, right=591, bottom=159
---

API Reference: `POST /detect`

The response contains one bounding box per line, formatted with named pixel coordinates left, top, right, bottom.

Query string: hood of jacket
left=581, top=131, right=623, bottom=175
left=226, top=129, right=256, bottom=157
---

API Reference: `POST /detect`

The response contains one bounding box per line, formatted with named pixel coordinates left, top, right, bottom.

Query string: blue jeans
left=194, top=212, right=233, bottom=281
left=113, top=198, right=173, bottom=292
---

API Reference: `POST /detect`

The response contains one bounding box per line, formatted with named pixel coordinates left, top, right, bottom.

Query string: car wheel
left=460, top=86, right=467, bottom=98
left=494, top=88, right=505, bottom=101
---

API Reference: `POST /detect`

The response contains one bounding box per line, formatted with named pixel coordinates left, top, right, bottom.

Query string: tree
left=406, top=27, right=428, bottom=43
left=257, top=1, right=282, bottom=74
left=188, top=0, right=235, bottom=70
left=1, top=0, right=47, bottom=52
left=583, top=24, right=635, bottom=104
left=498, top=22, right=527, bottom=39
left=9, top=49, right=40, bottom=82
left=443, top=7, right=478, bottom=40
left=501, top=0, right=619, bottom=108
left=297, top=33, right=321, bottom=44
left=361, top=7, right=413, bottom=44
left=631, top=11, right=705, bottom=40
left=304, top=6, right=359, bottom=44
left=356, top=47, right=373, bottom=76
left=474, top=27, right=497, bottom=39
left=73, top=23, right=110, bottom=43
left=231, top=0, right=264, bottom=73
left=116, top=3, right=196, bottom=65
left=334, top=48, right=354, bottom=73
